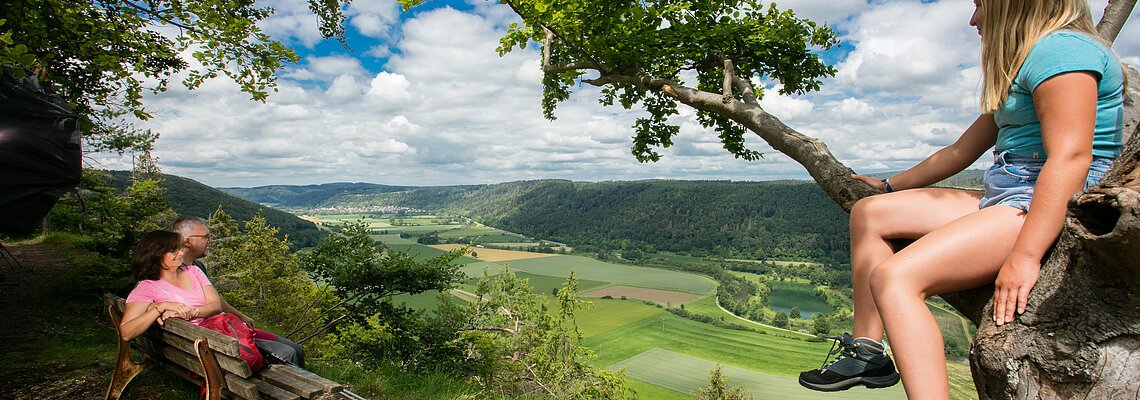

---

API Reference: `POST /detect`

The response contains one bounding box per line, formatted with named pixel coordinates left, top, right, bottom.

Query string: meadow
left=310, top=215, right=976, bottom=400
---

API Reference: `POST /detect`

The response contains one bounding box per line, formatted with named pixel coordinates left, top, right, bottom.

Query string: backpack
left=199, top=313, right=264, bottom=372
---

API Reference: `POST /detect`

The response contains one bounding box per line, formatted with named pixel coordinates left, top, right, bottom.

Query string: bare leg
left=849, top=188, right=983, bottom=340
left=870, top=205, right=1025, bottom=399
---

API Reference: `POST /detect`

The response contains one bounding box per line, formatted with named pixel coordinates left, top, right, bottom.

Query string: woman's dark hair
left=130, top=230, right=183, bottom=281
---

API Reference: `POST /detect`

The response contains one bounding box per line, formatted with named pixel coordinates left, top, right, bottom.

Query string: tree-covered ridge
left=101, top=170, right=324, bottom=247
left=220, top=182, right=415, bottom=209
left=226, top=179, right=851, bottom=262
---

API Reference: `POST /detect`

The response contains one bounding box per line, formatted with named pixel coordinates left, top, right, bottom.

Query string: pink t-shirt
left=126, top=265, right=212, bottom=325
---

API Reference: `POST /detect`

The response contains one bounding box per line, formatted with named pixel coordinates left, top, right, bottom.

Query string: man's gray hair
left=172, top=216, right=208, bottom=237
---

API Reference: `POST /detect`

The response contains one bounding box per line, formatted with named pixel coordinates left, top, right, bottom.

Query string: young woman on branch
left=797, top=0, right=1125, bottom=398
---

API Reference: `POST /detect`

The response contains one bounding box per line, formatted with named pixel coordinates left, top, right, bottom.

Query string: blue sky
left=90, top=0, right=1140, bottom=188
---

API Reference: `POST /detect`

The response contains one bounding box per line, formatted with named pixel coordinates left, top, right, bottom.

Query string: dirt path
left=0, top=239, right=114, bottom=399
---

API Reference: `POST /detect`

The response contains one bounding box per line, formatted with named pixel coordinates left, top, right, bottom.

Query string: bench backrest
left=104, top=294, right=253, bottom=378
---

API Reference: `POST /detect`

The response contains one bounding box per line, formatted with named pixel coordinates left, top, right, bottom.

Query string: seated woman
left=119, top=230, right=305, bottom=368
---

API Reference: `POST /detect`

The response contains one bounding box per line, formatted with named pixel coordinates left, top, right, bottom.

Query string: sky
left=88, top=0, right=1140, bottom=188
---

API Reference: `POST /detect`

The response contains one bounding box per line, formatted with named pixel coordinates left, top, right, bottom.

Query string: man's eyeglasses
left=189, top=234, right=212, bottom=240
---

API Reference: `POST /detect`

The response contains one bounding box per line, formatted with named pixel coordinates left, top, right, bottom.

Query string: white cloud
left=90, top=0, right=1140, bottom=187
left=366, top=72, right=412, bottom=103
left=326, top=74, right=363, bottom=101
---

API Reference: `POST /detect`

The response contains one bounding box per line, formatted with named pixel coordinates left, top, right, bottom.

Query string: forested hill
left=103, top=171, right=324, bottom=247
left=220, top=182, right=414, bottom=208
left=227, top=179, right=851, bottom=262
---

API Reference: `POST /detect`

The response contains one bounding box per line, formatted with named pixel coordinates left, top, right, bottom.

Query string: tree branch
left=722, top=54, right=734, bottom=104
left=1096, top=0, right=1138, bottom=42
left=460, top=326, right=519, bottom=336
left=732, top=74, right=759, bottom=106
left=120, top=0, right=197, bottom=31
left=506, top=0, right=610, bottom=75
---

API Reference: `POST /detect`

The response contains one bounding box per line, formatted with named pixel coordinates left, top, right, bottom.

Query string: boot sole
left=798, top=372, right=900, bottom=392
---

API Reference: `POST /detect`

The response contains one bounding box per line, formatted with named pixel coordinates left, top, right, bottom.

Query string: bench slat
left=159, top=344, right=206, bottom=376
left=159, top=360, right=203, bottom=386
left=259, top=367, right=323, bottom=398
left=225, top=373, right=261, bottom=400
left=254, top=379, right=302, bottom=400
left=160, top=331, right=253, bottom=378
left=263, top=364, right=343, bottom=393
left=161, top=317, right=242, bottom=356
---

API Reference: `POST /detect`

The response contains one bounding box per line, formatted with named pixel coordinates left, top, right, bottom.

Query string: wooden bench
left=104, top=294, right=351, bottom=400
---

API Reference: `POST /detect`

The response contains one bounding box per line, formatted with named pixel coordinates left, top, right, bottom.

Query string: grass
left=583, top=302, right=826, bottom=375
left=611, top=348, right=906, bottom=400
left=384, top=243, right=479, bottom=264
left=309, top=360, right=488, bottom=400
left=680, top=295, right=813, bottom=338
left=576, top=298, right=668, bottom=338
left=625, top=378, right=693, bottom=400
left=929, top=303, right=974, bottom=361
left=505, top=255, right=717, bottom=294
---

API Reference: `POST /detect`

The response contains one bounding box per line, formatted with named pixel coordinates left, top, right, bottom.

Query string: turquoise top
left=994, top=30, right=1124, bottom=159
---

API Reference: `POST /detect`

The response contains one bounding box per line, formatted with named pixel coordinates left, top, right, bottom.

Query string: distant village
left=306, top=205, right=427, bottom=214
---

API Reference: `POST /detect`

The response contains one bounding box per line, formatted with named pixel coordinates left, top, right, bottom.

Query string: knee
left=868, top=263, right=916, bottom=302
left=850, top=196, right=889, bottom=234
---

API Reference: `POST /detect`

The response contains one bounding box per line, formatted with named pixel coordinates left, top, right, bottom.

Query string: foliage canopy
left=0, top=0, right=343, bottom=152
left=402, top=0, right=838, bottom=162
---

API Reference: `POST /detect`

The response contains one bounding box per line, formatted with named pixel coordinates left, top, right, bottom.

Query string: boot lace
left=818, top=334, right=857, bottom=371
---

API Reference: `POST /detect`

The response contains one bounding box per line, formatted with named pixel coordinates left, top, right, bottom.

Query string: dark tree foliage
left=101, top=170, right=325, bottom=248
left=301, top=219, right=466, bottom=322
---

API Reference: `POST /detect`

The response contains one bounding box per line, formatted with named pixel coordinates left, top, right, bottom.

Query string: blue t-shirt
left=994, top=30, right=1124, bottom=159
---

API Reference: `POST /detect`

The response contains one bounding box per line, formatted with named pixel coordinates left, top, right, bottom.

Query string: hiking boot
left=798, top=333, right=900, bottom=392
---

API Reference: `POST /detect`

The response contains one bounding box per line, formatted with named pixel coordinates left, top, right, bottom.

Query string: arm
left=853, top=114, right=997, bottom=191
left=119, top=301, right=190, bottom=341
left=993, top=71, right=1098, bottom=325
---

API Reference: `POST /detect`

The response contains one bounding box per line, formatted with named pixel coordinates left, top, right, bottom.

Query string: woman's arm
left=119, top=301, right=177, bottom=341
left=993, top=71, right=1098, bottom=325
left=853, top=114, right=997, bottom=191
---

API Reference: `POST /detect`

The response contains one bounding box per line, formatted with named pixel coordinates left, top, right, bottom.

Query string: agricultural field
left=430, top=244, right=560, bottom=262
left=611, top=348, right=905, bottom=399
left=506, top=255, right=717, bottom=294
left=309, top=214, right=539, bottom=247
left=580, top=286, right=701, bottom=305
left=314, top=215, right=975, bottom=399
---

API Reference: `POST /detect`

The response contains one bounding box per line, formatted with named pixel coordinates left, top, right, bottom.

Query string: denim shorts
left=979, top=151, right=1113, bottom=212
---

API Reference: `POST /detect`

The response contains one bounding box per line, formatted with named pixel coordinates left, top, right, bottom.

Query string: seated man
left=172, top=217, right=305, bottom=368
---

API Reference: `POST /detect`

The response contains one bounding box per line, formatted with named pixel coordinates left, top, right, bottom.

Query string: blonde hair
left=978, top=0, right=1104, bottom=112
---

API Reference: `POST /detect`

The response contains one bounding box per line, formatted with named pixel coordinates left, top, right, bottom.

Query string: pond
left=768, top=281, right=833, bottom=319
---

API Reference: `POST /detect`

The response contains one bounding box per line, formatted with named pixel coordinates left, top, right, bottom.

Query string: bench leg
left=106, top=304, right=153, bottom=400
left=194, top=338, right=224, bottom=400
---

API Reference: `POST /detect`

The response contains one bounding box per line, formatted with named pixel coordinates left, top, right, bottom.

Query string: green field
left=384, top=243, right=479, bottom=264
left=506, top=255, right=717, bottom=294
left=769, top=281, right=833, bottom=319
left=680, top=295, right=807, bottom=338
left=318, top=215, right=533, bottom=247
left=577, top=298, right=668, bottom=338
left=314, top=214, right=977, bottom=399
left=611, top=348, right=905, bottom=399
left=584, top=304, right=828, bottom=375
